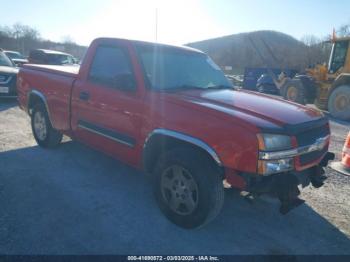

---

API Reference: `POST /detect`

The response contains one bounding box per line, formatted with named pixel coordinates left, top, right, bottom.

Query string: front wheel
left=31, top=103, right=63, bottom=148
left=328, top=85, right=350, bottom=120
left=153, top=147, right=224, bottom=229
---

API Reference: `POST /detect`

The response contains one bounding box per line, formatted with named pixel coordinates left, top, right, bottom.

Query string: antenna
left=155, top=8, right=158, bottom=42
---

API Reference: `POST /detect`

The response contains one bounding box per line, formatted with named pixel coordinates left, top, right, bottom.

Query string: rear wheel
left=153, top=147, right=224, bottom=229
left=282, top=79, right=306, bottom=105
left=328, top=85, right=350, bottom=120
left=31, top=103, right=63, bottom=148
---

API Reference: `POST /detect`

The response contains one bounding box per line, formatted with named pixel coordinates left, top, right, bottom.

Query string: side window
left=88, top=45, right=136, bottom=90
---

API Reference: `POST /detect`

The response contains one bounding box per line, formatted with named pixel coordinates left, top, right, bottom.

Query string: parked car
left=256, top=73, right=279, bottom=94
left=17, top=38, right=334, bottom=228
left=0, top=49, right=18, bottom=97
left=3, top=50, right=28, bottom=67
left=28, top=49, right=78, bottom=65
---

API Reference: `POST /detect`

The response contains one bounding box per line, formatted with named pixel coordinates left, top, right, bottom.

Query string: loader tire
left=328, top=85, right=350, bottom=120
left=282, top=79, right=306, bottom=105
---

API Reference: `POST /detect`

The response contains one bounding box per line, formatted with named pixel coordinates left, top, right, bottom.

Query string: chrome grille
left=296, top=124, right=329, bottom=165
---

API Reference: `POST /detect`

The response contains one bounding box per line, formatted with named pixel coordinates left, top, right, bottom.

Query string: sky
left=1, top=0, right=349, bottom=46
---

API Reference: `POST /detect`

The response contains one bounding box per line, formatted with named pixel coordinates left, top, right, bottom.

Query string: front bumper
left=244, top=152, right=335, bottom=214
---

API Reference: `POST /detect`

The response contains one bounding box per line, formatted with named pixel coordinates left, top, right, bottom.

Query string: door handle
left=79, top=91, right=90, bottom=101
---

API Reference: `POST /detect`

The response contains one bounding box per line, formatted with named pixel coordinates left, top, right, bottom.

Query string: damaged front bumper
left=244, top=152, right=335, bottom=214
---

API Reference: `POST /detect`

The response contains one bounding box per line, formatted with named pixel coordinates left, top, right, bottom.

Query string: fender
left=332, top=73, right=350, bottom=90
left=27, top=89, right=53, bottom=125
left=144, top=128, right=222, bottom=166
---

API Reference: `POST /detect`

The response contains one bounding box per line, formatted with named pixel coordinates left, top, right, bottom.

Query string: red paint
left=17, top=37, right=330, bottom=190
left=225, top=168, right=247, bottom=189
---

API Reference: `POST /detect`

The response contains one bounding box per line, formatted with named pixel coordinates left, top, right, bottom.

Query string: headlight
left=257, top=134, right=292, bottom=151
left=257, top=134, right=294, bottom=176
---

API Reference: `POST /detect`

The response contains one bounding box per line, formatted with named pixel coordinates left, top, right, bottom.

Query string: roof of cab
left=91, top=37, right=204, bottom=54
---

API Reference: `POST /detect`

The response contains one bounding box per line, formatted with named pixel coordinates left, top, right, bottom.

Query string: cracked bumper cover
left=244, top=152, right=335, bottom=214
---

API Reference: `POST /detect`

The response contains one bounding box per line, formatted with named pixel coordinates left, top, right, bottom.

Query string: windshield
left=5, top=51, right=25, bottom=60
left=0, top=52, right=14, bottom=67
left=47, top=54, right=74, bottom=65
left=329, top=40, right=348, bottom=73
left=136, top=44, right=232, bottom=90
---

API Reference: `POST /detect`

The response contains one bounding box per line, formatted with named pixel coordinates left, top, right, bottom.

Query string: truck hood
left=167, top=89, right=325, bottom=132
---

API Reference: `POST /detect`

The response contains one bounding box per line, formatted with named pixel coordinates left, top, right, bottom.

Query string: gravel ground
left=0, top=98, right=349, bottom=255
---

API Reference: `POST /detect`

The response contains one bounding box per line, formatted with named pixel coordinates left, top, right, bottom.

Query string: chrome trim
left=27, top=90, right=53, bottom=124
left=259, top=135, right=330, bottom=160
left=78, top=123, right=134, bottom=147
left=0, top=75, right=12, bottom=85
left=144, top=129, right=222, bottom=166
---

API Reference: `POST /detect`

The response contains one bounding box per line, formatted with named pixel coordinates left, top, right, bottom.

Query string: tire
left=281, top=79, right=306, bottom=105
left=153, top=147, right=224, bottom=229
left=295, top=75, right=317, bottom=103
left=328, top=85, right=350, bottom=120
left=31, top=103, right=63, bottom=148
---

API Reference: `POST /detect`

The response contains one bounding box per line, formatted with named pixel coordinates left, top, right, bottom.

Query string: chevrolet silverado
left=17, top=38, right=334, bottom=228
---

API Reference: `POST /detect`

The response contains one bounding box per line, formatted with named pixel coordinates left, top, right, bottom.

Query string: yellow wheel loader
left=248, top=35, right=350, bottom=121
left=279, top=37, right=350, bottom=120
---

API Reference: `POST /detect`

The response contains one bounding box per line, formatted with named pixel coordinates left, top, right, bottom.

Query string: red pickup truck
left=17, top=38, right=334, bottom=229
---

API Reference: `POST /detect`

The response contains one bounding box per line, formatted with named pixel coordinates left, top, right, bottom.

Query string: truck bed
left=18, top=64, right=79, bottom=132
left=23, top=64, right=80, bottom=77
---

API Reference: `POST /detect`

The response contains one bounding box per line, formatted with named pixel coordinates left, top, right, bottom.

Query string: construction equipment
left=248, top=33, right=350, bottom=121
left=330, top=131, right=350, bottom=176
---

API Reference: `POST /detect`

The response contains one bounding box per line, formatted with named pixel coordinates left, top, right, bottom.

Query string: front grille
left=296, top=124, right=329, bottom=165
left=300, top=147, right=327, bottom=165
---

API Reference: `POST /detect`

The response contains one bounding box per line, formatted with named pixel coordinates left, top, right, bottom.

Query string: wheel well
left=28, top=93, right=45, bottom=115
left=143, top=134, right=223, bottom=175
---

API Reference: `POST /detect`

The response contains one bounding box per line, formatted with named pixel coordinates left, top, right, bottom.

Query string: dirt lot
left=0, top=98, right=349, bottom=255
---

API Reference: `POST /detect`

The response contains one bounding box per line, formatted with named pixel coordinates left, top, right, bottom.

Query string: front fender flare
left=143, top=128, right=223, bottom=167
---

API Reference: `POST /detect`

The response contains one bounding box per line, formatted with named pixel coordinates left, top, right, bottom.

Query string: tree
left=337, top=24, right=350, bottom=37
left=300, top=34, right=331, bottom=69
